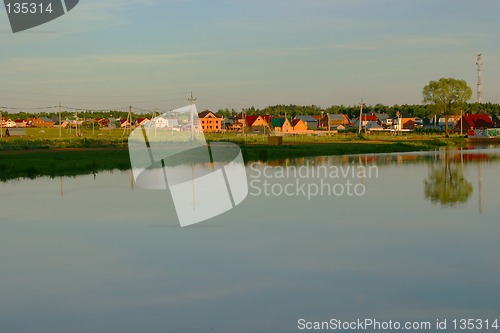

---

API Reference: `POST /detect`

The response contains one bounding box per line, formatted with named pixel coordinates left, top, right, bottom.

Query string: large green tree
left=422, top=78, right=472, bottom=136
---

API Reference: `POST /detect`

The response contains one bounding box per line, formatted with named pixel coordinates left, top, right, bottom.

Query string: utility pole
left=476, top=53, right=483, bottom=104
left=58, top=102, right=62, bottom=138
left=75, top=112, right=78, bottom=137
left=396, top=111, right=402, bottom=136
left=0, top=108, right=3, bottom=138
left=188, top=92, right=197, bottom=141
left=123, top=106, right=133, bottom=136
left=358, top=98, right=365, bottom=135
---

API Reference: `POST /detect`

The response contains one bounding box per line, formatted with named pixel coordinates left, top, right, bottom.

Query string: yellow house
left=246, top=115, right=270, bottom=133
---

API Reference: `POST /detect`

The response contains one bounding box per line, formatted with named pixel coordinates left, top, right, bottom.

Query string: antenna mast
left=476, top=53, right=482, bottom=104
left=188, top=92, right=197, bottom=141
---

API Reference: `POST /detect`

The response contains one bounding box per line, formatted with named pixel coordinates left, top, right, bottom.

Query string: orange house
left=401, top=118, right=416, bottom=130
left=31, top=117, right=55, bottom=128
left=198, top=111, right=222, bottom=132
left=291, top=119, right=308, bottom=133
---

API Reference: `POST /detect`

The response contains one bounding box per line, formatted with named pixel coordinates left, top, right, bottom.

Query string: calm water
left=1, top=148, right=500, bottom=333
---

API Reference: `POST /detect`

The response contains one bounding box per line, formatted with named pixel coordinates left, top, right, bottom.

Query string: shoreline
left=0, top=136, right=469, bottom=182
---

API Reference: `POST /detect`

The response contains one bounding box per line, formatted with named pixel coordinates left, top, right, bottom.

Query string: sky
left=1, top=0, right=499, bottom=113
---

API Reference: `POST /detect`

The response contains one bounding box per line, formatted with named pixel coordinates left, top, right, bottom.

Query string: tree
left=422, top=78, right=472, bottom=136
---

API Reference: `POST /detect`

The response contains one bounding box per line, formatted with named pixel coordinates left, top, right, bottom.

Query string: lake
left=1, top=147, right=499, bottom=333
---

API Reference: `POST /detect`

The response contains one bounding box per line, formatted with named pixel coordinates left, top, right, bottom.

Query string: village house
left=352, top=115, right=379, bottom=128
left=492, top=115, right=500, bottom=127
left=269, top=117, right=292, bottom=133
left=244, top=115, right=270, bottom=133
left=291, top=119, right=309, bottom=133
left=327, top=114, right=350, bottom=129
left=366, top=121, right=384, bottom=131
left=120, top=119, right=132, bottom=128
left=31, top=117, right=55, bottom=128
left=136, top=117, right=150, bottom=127
left=14, top=119, right=27, bottom=128
left=393, top=118, right=416, bottom=131
left=147, top=116, right=171, bottom=128
left=198, top=111, right=222, bottom=132
left=455, top=114, right=495, bottom=132
left=372, top=112, right=392, bottom=127
left=1, top=118, right=17, bottom=128
left=295, top=115, right=318, bottom=130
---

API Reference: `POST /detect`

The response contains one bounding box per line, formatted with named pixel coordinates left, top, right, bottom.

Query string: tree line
left=217, top=102, right=500, bottom=119
left=3, top=102, right=500, bottom=122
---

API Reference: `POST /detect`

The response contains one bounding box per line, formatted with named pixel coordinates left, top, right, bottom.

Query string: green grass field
left=0, top=127, right=129, bottom=150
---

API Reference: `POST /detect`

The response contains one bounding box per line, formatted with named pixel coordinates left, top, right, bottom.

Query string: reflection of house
left=269, top=117, right=292, bottom=133
left=31, top=117, right=55, bottom=128
left=295, top=115, right=318, bottom=130
left=455, top=114, right=495, bottom=131
left=198, top=111, right=222, bottom=132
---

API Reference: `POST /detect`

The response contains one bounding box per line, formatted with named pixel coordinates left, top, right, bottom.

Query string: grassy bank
left=239, top=139, right=449, bottom=161
left=0, top=149, right=130, bottom=182
left=0, top=131, right=465, bottom=181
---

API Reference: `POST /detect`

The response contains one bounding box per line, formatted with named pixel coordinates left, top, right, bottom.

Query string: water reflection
left=424, top=150, right=473, bottom=206
left=2, top=149, right=500, bottom=333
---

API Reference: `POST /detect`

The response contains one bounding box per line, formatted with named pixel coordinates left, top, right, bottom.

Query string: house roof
left=245, top=115, right=269, bottom=127
left=244, top=115, right=258, bottom=126
left=366, top=121, right=383, bottom=129
left=270, top=118, right=286, bottom=127
left=328, top=114, right=349, bottom=121
left=461, top=114, right=495, bottom=128
left=292, top=119, right=305, bottom=127
left=198, top=110, right=220, bottom=118
left=493, top=115, right=500, bottom=125
left=295, top=115, right=317, bottom=123
left=360, top=115, right=378, bottom=122
left=373, top=113, right=390, bottom=121
left=40, top=117, right=54, bottom=122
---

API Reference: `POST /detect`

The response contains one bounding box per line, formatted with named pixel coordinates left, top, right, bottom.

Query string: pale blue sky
left=1, top=0, right=499, bottom=112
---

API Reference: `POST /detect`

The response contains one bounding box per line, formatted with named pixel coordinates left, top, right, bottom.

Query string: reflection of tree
left=424, top=151, right=473, bottom=206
